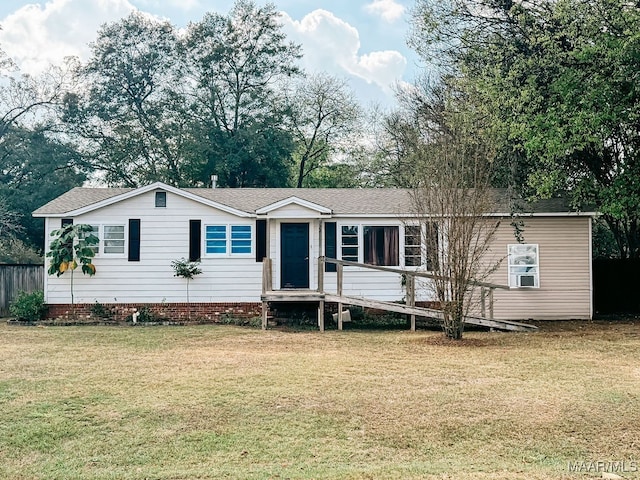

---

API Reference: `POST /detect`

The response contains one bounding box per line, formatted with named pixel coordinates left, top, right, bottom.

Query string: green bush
left=9, top=291, right=47, bottom=322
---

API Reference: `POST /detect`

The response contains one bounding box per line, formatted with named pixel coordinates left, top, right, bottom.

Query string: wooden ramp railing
left=261, top=256, right=537, bottom=333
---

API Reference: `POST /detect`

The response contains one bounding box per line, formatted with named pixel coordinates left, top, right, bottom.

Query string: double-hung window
left=404, top=225, right=422, bottom=267
left=230, top=225, right=251, bottom=254
left=82, top=224, right=125, bottom=255
left=205, top=225, right=252, bottom=255
left=403, top=223, right=439, bottom=270
left=508, top=244, right=539, bottom=288
left=341, top=226, right=359, bottom=262
left=103, top=225, right=125, bottom=254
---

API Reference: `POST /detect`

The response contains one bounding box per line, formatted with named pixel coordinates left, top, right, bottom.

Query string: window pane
left=155, top=191, right=166, bottom=207
left=103, top=225, right=124, bottom=254
left=341, top=225, right=359, bottom=262
left=230, top=225, right=252, bottom=254
left=206, top=225, right=227, bottom=254
left=364, top=226, right=398, bottom=266
left=81, top=225, right=100, bottom=255
left=342, top=226, right=358, bottom=236
left=404, top=225, right=422, bottom=266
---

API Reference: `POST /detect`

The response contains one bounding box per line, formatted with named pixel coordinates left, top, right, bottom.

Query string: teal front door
left=281, top=223, right=309, bottom=289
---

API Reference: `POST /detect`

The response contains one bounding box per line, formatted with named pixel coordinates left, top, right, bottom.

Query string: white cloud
left=0, top=0, right=136, bottom=74
left=133, top=0, right=202, bottom=11
left=364, top=0, right=405, bottom=23
left=281, top=9, right=406, bottom=94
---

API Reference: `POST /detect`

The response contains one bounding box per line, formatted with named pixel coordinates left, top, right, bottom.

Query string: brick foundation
left=46, top=302, right=262, bottom=323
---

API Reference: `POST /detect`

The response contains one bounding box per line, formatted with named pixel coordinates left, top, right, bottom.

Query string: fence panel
left=0, top=264, right=44, bottom=316
left=593, top=259, right=640, bottom=314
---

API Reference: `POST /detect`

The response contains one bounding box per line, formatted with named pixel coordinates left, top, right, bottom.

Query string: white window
left=82, top=224, right=125, bottom=255
left=103, top=225, right=125, bottom=254
left=205, top=225, right=252, bottom=256
left=404, top=225, right=422, bottom=267
left=403, top=223, right=439, bottom=270
left=340, top=225, right=359, bottom=262
left=508, top=244, right=539, bottom=288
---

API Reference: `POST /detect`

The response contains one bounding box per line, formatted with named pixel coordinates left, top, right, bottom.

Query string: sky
left=0, top=0, right=422, bottom=108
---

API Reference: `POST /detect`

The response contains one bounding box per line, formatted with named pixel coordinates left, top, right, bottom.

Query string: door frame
left=280, top=222, right=310, bottom=289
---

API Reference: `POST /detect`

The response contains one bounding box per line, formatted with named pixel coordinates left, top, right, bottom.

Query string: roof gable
left=33, top=182, right=252, bottom=218
left=256, top=196, right=332, bottom=217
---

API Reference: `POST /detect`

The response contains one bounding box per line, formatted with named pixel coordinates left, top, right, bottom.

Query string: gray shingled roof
left=33, top=186, right=577, bottom=216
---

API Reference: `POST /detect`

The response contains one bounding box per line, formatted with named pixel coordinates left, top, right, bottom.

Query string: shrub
left=90, top=301, right=114, bottom=319
left=9, top=291, right=47, bottom=322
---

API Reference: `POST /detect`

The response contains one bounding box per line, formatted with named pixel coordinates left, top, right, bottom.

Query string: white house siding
left=44, top=190, right=263, bottom=304
left=486, top=216, right=592, bottom=320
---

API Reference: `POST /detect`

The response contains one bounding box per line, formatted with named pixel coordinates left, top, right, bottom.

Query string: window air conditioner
left=517, top=274, right=536, bottom=287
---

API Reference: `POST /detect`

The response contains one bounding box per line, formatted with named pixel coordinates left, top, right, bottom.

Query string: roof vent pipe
left=211, top=175, right=218, bottom=189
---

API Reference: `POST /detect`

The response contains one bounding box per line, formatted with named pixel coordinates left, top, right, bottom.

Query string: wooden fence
left=0, top=264, right=44, bottom=316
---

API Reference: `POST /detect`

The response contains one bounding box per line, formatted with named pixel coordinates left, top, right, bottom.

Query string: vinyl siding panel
left=486, top=216, right=592, bottom=320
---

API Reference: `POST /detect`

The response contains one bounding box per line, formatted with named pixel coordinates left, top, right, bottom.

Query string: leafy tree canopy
left=411, top=0, right=640, bottom=257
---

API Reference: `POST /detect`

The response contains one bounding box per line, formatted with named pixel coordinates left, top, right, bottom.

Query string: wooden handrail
left=318, top=256, right=509, bottom=290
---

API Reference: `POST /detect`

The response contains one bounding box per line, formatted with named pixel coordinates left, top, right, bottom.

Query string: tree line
left=0, top=0, right=638, bottom=262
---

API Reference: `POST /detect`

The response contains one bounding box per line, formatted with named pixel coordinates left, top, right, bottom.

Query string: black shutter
left=256, top=219, right=267, bottom=262
left=189, top=220, right=201, bottom=261
left=61, top=218, right=73, bottom=227
left=325, top=222, right=337, bottom=272
left=128, top=219, right=141, bottom=261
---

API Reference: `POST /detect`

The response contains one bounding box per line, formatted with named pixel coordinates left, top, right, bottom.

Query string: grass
left=0, top=320, right=639, bottom=479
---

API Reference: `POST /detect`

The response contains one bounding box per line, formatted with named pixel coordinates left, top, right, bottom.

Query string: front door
left=281, top=223, right=309, bottom=289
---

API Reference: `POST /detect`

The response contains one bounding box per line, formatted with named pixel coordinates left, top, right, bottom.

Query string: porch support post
left=408, top=274, right=416, bottom=332
left=318, top=300, right=325, bottom=332
left=318, top=256, right=325, bottom=332
left=261, top=258, right=272, bottom=330
left=489, top=288, right=495, bottom=320
left=262, top=301, right=268, bottom=330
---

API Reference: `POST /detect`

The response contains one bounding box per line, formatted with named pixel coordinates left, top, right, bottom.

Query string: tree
left=63, top=12, right=187, bottom=187
left=65, top=1, right=303, bottom=189
left=0, top=59, right=73, bottom=147
left=381, top=79, right=502, bottom=339
left=411, top=0, right=640, bottom=258
left=171, top=258, right=202, bottom=319
left=183, top=0, right=302, bottom=187
left=0, top=203, right=41, bottom=263
left=285, top=73, right=362, bottom=187
left=0, top=128, right=86, bottom=249
left=46, top=224, right=98, bottom=310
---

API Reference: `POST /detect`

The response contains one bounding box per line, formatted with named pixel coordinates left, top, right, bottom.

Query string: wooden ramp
left=260, top=257, right=538, bottom=333
left=324, top=293, right=537, bottom=332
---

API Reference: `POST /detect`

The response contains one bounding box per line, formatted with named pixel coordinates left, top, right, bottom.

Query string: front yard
left=0, top=320, right=638, bottom=479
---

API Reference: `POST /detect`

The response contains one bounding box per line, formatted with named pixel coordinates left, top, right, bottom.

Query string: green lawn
left=0, top=321, right=638, bottom=479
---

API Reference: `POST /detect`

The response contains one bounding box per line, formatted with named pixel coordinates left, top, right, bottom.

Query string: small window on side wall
left=155, top=191, right=166, bottom=208
left=508, top=244, right=539, bottom=288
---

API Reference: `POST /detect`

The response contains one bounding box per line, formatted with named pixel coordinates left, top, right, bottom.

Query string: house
left=33, top=182, right=595, bottom=323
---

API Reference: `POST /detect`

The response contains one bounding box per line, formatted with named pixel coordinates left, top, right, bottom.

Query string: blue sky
left=0, top=0, right=422, bottom=107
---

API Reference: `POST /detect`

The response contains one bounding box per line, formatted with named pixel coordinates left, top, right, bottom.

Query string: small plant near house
left=46, top=223, right=98, bottom=316
left=90, top=301, right=114, bottom=320
left=9, top=291, right=47, bottom=322
left=171, top=258, right=202, bottom=320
